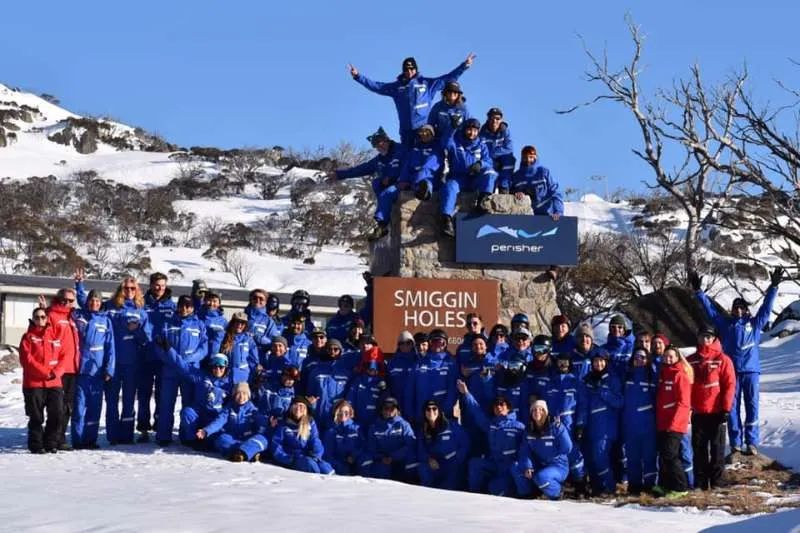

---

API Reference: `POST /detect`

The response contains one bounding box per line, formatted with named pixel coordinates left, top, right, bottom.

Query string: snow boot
left=229, top=450, right=246, bottom=463
left=441, top=215, right=456, bottom=238
left=415, top=180, right=431, bottom=201
left=367, top=222, right=389, bottom=242
left=744, top=444, right=758, bottom=456
left=137, top=432, right=150, bottom=444
left=472, top=193, right=490, bottom=215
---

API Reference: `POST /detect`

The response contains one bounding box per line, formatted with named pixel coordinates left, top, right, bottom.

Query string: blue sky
left=1, top=1, right=798, bottom=195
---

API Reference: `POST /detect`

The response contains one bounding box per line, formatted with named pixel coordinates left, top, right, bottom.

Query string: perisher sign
left=373, top=277, right=499, bottom=351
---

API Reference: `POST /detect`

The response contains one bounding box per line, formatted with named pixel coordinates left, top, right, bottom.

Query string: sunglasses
left=123, top=286, right=137, bottom=291
left=425, top=406, right=439, bottom=412
left=211, top=365, right=226, bottom=369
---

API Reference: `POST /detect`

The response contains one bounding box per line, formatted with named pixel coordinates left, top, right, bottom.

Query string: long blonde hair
left=111, top=276, right=145, bottom=309
left=290, top=399, right=312, bottom=440
left=665, top=346, right=694, bottom=384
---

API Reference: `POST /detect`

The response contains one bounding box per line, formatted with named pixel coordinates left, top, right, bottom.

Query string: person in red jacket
left=687, top=325, right=736, bottom=490
left=40, top=288, right=80, bottom=451
left=654, top=345, right=693, bottom=497
left=20, top=308, right=66, bottom=453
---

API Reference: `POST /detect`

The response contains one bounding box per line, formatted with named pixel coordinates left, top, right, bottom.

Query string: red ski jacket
left=47, top=302, right=80, bottom=374
left=687, top=339, right=736, bottom=414
left=656, top=361, right=692, bottom=433
left=19, top=323, right=65, bottom=388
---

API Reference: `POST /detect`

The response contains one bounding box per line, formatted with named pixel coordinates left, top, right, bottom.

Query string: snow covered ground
left=3, top=335, right=800, bottom=531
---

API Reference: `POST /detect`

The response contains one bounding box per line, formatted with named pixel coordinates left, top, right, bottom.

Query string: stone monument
left=371, top=191, right=561, bottom=335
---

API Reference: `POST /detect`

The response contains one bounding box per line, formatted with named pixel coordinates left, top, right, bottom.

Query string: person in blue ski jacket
left=622, top=348, right=658, bottom=494
left=245, top=289, right=282, bottom=356
left=457, top=381, right=526, bottom=496
left=359, top=396, right=416, bottom=480
left=266, top=294, right=282, bottom=329
left=284, top=312, right=312, bottom=371
left=155, top=351, right=233, bottom=448
left=71, top=289, right=115, bottom=449
left=498, top=324, right=533, bottom=364
left=512, top=400, right=572, bottom=500
left=217, top=312, right=258, bottom=385
left=197, top=382, right=269, bottom=462
left=346, top=357, right=389, bottom=429
left=77, top=277, right=151, bottom=445
left=546, top=351, right=587, bottom=489
left=387, top=331, right=418, bottom=416
left=521, top=335, right=556, bottom=406
left=488, top=324, right=509, bottom=360
left=258, top=335, right=291, bottom=390
left=341, top=318, right=366, bottom=371
left=455, top=313, right=486, bottom=368
left=270, top=396, right=334, bottom=474
left=348, top=54, right=476, bottom=146
left=417, top=399, right=470, bottom=490
left=281, top=290, right=316, bottom=336
left=154, top=295, right=208, bottom=446
left=325, top=295, right=360, bottom=343
left=690, top=267, right=783, bottom=456
left=602, top=314, right=636, bottom=375
left=395, top=124, right=444, bottom=202
left=439, top=119, right=498, bottom=237
left=571, top=324, right=603, bottom=380
left=332, top=128, right=408, bottom=241
left=199, top=290, right=227, bottom=357
left=306, top=339, right=354, bottom=431
left=550, top=315, right=576, bottom=359
left=511, top=145, right=564, bottom=219
left=254, top=365, right=298, bottom=426
left=299, top=328, right=328, bottom=394
left=428, top=81, right=471, bottom=151
left=137, top=272, right=175, bottom=442
left=480, top=107, right=515, bottom=192
left=405, top=329, right=457, bottom=425
left=458, top=335, right=498, bottom=458
left=322, top=399, right=365, bottom=475
left=578, top=351, right=623, bottom=495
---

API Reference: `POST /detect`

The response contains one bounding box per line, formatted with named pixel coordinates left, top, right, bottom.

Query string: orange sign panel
left=373, top=277, right=500, bottom=351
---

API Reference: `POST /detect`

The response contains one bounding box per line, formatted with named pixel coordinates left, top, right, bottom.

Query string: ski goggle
left=533, top=345, right=550, bottom=354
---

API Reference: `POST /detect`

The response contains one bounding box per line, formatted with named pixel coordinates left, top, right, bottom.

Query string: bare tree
left=224, top=249, right=256, bottom=288
left=559, top=16, right=741, bottom=278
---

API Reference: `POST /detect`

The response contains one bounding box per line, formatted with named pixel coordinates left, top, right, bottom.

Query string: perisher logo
left=476, top=224, right=558, bottom=253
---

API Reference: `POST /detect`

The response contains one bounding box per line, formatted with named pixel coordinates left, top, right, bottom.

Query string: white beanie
left=530, top=399, right=549, bottom=417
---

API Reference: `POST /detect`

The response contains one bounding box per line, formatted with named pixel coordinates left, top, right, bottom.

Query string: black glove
left=573, top=426, right=584, bottom=444
left=155, top=335, right=169, bottom=350
left=688, top=271, right=702, bottom=292
left=450, top=114, right=463, bottom=129
left=493, top=160, right=503, bottom=172
left=468, top=162, right=481, bottom=176
left=770, top=266, right=785, bottom=288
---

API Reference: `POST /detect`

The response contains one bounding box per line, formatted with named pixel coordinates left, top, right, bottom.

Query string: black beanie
left=402, top=57, right=418, bottom=71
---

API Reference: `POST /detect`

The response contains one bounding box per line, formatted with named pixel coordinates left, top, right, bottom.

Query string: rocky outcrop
left=372, top=192, right=560, bottom=335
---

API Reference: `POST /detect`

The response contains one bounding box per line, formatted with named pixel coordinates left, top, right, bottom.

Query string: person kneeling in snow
left=417, top=399, right=470, bottom=491
left=323, top=399, right=365, bottom=475
left=331, top=127, right=407, bottom=242
left=270, top=396, right=333, bottom=474
left=512, top=400, right=572, bottom=500
left=458, top=380, right=526, bottom=496
left=196, top=382, right=269, bottom=462
left=359, top=396, right=416, bottom=481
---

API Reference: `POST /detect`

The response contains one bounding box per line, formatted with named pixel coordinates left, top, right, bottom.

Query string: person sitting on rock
left=348, top=54, right=475, bottom=146
left=480, top=108, right=515, bottom=193
left=428, top=81, right=471, bottom=151
left=332, top=127, right=408, bottom=241
left=440, top=118, right=497, bottom=237
left=396, top=124, right=444, bottom=203
left=511, top=145, right=563, bottom=220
